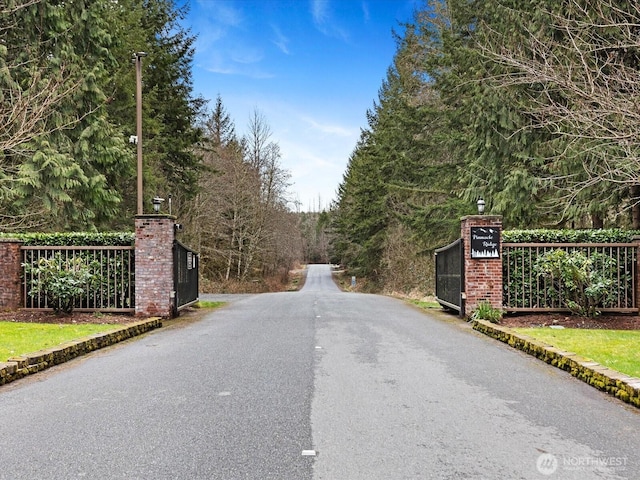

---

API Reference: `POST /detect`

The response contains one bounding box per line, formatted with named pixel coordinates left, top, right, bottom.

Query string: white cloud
left=301, top=116, right=355, bottom=137
left=309, top=0, right=349, bottom=41
left=195, top=0, right=243, bottom=27
left=361, top=1, right=370, bottom=22
left=311, top=0, right=329, bottom=24
left=279, top=139, right=344, bottom=210
left=204, top=63, right=274, bottom=79
left=230, top=45, right=264, bottom=65
left=221, top=96, right=356, bottom=209
left=271, top=24, right=290, bottom=55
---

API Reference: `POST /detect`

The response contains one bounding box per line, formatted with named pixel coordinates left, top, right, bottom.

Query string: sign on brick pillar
left=135, top=215, right=176, bottom=318
left=460, top=215, right=503, bottom=317
left=0, top=239, right=24, bottom=310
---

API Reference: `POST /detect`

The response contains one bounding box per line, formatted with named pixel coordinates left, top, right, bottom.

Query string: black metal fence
left=22, top=246, right=135, bottom=312
left=173, top=240, right=199, bottom=312
left=503, top=243, right=637, bottom=312
left=435, top=238, right=464, bottom=314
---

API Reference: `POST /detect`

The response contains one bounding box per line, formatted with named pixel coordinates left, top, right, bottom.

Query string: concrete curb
left=472, top=319, right=640, bottom=408
left=0, top=318, right=162, bottom=386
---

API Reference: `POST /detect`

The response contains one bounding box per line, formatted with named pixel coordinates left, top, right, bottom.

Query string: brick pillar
left=0, top=239, right=24, bottom=310
left=461, top=215, right=503, bottom=316
left=135, top=215, right=176, bottom=318
left=634, top=236, right=640, bottom=313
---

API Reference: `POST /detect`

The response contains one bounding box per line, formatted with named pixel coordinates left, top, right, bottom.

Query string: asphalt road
left=1, top=264, right=640, bottom=479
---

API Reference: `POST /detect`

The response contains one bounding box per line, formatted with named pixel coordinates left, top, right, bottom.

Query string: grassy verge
left=0, top=322, right=120, bottom=362
left=513, top=328, right=640, bottom=378
left=194, top=300, right=226, bottom=309
left=408, top=299, right=441, bottom=310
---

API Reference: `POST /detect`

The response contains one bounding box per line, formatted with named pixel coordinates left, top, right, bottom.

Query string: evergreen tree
left=380, top=18, right=467, bottom=248
left=204, top=95, right=237, bottom=147
left=427, top=0, right=555, bottom=227
left=1, top=0, right=131, bottom=231
left=476, top=0, right=640, bottom=227
left=332, top=129, right=388, bottom=280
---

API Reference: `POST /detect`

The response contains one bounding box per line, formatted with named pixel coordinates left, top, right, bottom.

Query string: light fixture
left=477, top=197, right=485, bottom=215
left=152, top=197, right=164, bottom=213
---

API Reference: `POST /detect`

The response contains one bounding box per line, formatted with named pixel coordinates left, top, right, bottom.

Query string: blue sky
left=182, top=0, right=421, bottom=211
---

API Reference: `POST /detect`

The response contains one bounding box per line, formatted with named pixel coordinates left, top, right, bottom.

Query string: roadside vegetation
left=408, top=299, right=441, bottom=310
left=194, top=301, right=226, bottom=309
left=329, top=1, right=640, bottom=296
left=0, top=322, right=119, bottom=362
left=512, top=328, right=640, bottom=378
left=6, top=1, right=640, bottom=297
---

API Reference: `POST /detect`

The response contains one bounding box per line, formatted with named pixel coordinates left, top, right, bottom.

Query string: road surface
left=1, top=264, right=639, bottom=479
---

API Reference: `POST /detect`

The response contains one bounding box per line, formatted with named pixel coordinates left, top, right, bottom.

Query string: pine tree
left=332, top=129, right=388, bottom=280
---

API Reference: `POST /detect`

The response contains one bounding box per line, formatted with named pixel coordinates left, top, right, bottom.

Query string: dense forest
left=0, top=0, right=305, bottom=289
left=2, top=1, right=640, bottom=293
left=1, top=0, right=204, bottom=231
left=330, top=0, right=640, bottom=293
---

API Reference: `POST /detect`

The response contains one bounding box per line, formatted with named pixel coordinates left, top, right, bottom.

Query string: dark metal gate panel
left=173, top=240, right=199, bottom=313
left=435, top=238, right=464, bottom=315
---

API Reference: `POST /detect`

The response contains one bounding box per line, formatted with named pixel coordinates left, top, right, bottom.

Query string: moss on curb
left=0, top=318, right=162, bottom=386
left=472, top=319, right=640, bottom=408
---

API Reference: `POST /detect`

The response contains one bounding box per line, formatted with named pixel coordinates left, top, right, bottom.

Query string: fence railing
left=22, top=246, right=135, bottom=312
left=503, top=243, right=637, bottom=313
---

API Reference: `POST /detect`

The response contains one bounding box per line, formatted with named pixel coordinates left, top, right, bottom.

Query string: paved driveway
left=1, top=265, right=639, bottom=479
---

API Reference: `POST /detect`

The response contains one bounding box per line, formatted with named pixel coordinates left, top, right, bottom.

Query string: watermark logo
left=536, top=453, right=558, bottom=476
left=536, top=453, right=628, bottom=476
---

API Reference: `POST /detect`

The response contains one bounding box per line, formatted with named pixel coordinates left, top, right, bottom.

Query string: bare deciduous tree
left=183, top=106, right=300, bottom=286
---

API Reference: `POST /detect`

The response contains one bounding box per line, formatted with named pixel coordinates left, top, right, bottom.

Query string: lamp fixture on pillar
left=152, top=197, right=164, bottom=213
left=477, top=197, right=485, bottom=215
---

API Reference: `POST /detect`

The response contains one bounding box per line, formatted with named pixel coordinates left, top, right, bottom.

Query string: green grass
left=409, top=299, right=441, bottom=309
left=194, top=300, right=226, bottom=309
left=0, top=322, right=119, bottom=362
left=513, top=328, right=640, bottom=378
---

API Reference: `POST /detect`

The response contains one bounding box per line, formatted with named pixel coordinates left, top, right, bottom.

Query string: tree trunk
left=591, top=213, right=604, bottom=229
left=632, top=185, right=640, bottom=229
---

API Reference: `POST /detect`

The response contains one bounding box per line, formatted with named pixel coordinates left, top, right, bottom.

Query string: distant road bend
left=1, top=264, right=639, bottom=479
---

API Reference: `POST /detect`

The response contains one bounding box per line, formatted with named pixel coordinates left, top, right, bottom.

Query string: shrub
left=534, top=249, right=615, bottom=317
left=470, top=301, right=503, bottom=323
left=502, top=230, right=636, bottom=310
left=24, top=254, right=98, bottom=314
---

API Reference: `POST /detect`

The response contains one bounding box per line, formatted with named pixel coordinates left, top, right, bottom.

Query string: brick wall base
left=0, top=239, right=24, bottom=310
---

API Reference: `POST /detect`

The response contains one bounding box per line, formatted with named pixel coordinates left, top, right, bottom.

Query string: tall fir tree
left=1, top=0, right=131, bottom=231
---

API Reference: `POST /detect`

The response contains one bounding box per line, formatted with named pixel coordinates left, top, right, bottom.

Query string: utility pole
left=133, top=51, right=147, bottom=215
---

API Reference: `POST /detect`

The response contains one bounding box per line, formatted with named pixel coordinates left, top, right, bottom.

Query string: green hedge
left=0, top=232, right=134, bottom=246
left=503, top=229, right=640, bottom=244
